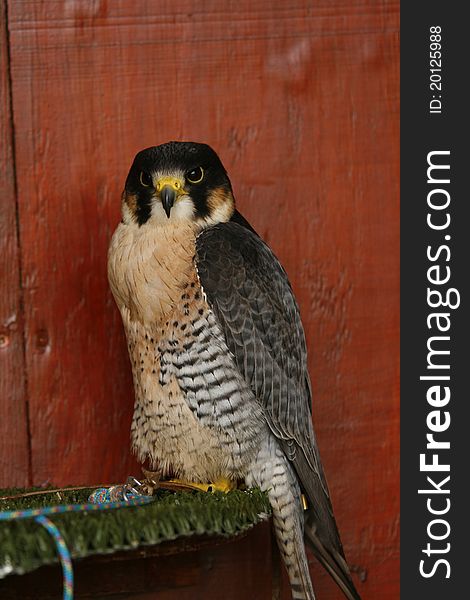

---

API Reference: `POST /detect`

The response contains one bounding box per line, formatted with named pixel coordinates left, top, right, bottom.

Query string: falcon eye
left=186, top=167, right=204, bottom=184
left=139, top=171, right=152, bottom=187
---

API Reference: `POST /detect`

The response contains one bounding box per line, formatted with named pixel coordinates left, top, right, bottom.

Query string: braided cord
left=0, top=496, right=153, bottom=521
left=35, top=515, right=73, bottom=600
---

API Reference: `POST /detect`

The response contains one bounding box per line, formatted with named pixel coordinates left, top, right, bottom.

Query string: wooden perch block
left=0, top=519, right=279, bottom=599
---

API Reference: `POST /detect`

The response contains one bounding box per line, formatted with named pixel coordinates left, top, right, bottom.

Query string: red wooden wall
left=0, top=1, right=399, bottom=598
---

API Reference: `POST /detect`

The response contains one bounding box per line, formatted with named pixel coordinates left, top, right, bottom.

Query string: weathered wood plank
left=0, top=0, right=30, bottom=488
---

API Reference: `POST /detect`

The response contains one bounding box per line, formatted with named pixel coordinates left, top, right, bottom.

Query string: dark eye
left=139, top=171, right=152, bottom=187
left=186, top=167, right=204, bottom=184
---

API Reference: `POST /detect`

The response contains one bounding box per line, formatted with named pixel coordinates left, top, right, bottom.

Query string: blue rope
left=35, top=515, right=74, bottom=600
left=0, top=497, right=153, bottom=521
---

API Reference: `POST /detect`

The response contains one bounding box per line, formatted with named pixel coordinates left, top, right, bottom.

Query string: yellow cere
left=155, top=175, right=186, bottom=195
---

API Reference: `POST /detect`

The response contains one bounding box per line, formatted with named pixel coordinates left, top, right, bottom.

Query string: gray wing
left=195, top=218, right=343, bottom=554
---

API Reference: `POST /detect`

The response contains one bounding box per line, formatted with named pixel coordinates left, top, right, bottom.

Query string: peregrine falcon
left=108, top=141, right=360, bottom=600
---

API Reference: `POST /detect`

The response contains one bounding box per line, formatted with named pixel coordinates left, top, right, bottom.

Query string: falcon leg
left=167, top=477, right=235, bottom=493
left=246, top=434, right=315, bottom=600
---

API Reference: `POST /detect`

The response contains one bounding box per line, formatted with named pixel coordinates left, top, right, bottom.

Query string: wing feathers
left=195, top=216, right=359, bottom=599
left=196, top=219, right=321, bottom=476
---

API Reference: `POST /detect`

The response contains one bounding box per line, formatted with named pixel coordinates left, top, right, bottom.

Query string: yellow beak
left=154, top=176, right=186, bottom=218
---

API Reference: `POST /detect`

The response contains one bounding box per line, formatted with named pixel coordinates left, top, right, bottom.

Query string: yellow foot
left=167, top=477, right=235, bottom=493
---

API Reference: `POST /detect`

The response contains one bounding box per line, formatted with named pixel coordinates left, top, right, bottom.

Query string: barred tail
left=247, top=434, right=315, bottom=600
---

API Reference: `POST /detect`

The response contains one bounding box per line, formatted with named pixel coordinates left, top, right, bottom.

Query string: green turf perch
left=0, top=487, right=270, bottom=579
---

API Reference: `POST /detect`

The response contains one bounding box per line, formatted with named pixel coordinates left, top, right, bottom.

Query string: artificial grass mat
left=0, top=486, right=271, bottom=578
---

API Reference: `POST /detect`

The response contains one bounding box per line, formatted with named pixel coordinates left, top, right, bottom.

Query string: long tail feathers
left=248, top=435, right=361, bottom=600
left=304, top=513, right=361, bottom=600
left=271, top=507, right=315, bottom=600
left=247, top=436, right=316, bottom=599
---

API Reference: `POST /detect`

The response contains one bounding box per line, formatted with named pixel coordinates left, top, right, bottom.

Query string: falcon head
left=122, top=141, right=235, bottom=227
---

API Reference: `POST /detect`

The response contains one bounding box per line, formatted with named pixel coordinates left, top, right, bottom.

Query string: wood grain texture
left=3, top=1, right=399, bottom=598
left=0, top=0, right=30, bottom=487
left=0, top=520, right=277, bottom=599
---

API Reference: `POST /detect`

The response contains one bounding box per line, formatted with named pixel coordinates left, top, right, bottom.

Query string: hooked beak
left=155, top=176, right=186, bottom=219
left=161, top=186, right=176, bottom=219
